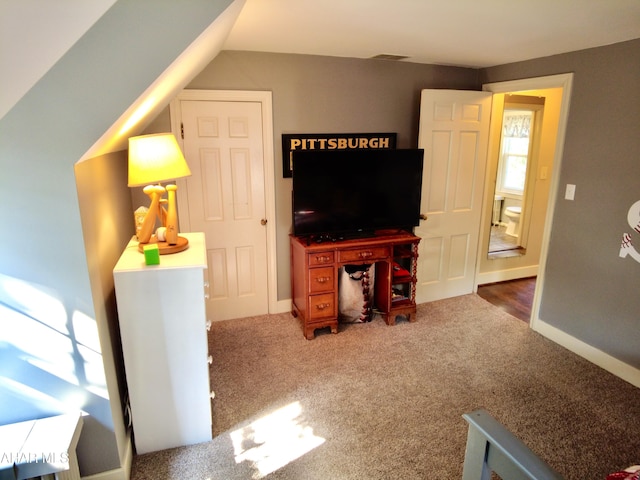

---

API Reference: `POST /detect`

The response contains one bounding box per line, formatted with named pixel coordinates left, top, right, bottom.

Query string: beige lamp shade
left=128, top=133, right=191, bottom=187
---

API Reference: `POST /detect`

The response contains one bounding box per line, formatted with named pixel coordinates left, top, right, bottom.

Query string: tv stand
left=306, top=231, right=376, bottom=244
left=306, top=234, right=340, bottom=245
left=290, top=232, right=421, bottom=339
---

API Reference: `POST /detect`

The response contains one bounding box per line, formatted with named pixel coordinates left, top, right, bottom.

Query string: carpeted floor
left=131, top=294, right=640, bottom=480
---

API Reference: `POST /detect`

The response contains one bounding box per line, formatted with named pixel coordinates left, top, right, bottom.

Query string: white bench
left=0, top=414, right=83, bottom=480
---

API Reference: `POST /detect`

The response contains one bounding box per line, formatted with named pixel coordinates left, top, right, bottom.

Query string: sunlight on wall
left=117, top=97, right=157, bottom=138
left=1, top=303, right=79, bottom=386
left=1, top=273, right=68, bottom=333
left=0, top=376, right=71, bottom=414
left=0, top=273, right=107, bottom=422
left=230, top=401, right=325, bottom=478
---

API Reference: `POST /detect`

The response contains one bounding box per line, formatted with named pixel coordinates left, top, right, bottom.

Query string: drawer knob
left=359, top=251, right=373, bottom=258
left=210, top=391, right=216, bottom=399
left=208, top=355, right=213, bottom=365
left=206, top=320, right=212, bottom=331
left=315, top=276, right=330, bottom=283
left=315, top=303, right=330, bottom=310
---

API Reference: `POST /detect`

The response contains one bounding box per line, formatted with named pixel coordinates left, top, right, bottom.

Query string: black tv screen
left=292, top=149, right=424, bottom=239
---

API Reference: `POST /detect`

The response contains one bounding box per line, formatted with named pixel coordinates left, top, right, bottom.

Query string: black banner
left=282, top=132, right=397, bottom=177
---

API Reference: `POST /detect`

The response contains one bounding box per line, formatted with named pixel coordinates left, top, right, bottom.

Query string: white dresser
left=113, top=232, right=212, bottom=454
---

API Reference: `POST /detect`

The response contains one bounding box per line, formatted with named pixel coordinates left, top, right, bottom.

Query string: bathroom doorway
left=488, top=97, right=544, bottom=259
left=476, top=73, right=574, bottom=327
left=476, top=80, right=568, bottom=289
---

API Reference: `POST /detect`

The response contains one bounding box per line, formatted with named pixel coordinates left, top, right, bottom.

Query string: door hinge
left=180, top=122, right=184, bottom=139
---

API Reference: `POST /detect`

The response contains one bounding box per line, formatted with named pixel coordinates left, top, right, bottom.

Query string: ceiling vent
left=371, top=54, right=409, bottom=61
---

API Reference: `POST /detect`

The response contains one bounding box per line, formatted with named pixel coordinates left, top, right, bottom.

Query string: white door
left=415, top=90, right=492, bottom=303
left=178, top=99, right=269, bottom=321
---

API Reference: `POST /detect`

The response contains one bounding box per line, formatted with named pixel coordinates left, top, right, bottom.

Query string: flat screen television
left=292, top=148, right=424, bottom=240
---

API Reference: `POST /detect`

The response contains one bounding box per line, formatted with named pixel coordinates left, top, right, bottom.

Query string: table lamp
left=128, top=133, right=191, bottom=254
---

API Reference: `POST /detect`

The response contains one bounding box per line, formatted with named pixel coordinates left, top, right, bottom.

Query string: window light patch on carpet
left=230, top=401, right=325, bottom=478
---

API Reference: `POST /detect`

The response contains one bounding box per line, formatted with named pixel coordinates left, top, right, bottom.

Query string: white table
left=0, top=413, right=83, bottom=480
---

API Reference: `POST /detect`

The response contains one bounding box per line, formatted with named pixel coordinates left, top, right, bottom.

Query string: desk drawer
left=339, top=246, right=389, bottom=263
left=308, top=251, right=334, bottom=266
left=308, top=293, right=335, bottom=319
left=309, top=267, right=334, bottom=293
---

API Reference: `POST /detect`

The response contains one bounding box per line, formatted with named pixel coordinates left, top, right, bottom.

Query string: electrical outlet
left=565, top=184, right=576, bottom=201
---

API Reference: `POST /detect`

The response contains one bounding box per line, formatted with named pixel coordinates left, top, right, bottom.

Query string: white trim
left=82, top=432, right=132, bottom=480
left=82, top=467, right=128, bottom=480
left=481, top=73, right=574, bottom=332
left=532, top=320, right=640, bottom=389
left=274, top=298, right=292, bottom=314
left=475, top=265, right=538, bottom=288
left=169, top=90, right=278, bottom=315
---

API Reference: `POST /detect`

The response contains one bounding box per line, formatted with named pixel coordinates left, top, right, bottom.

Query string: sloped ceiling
left=3, top=0, right=639, bottom=135
left=81, top=0, right=245, bottom=159
left=0, top=0, right=117, bottom=119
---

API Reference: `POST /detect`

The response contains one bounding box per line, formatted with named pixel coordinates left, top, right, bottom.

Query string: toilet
left=504, top=206, right=521, bottom=237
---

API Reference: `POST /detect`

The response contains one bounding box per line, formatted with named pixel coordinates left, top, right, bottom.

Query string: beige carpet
left=131, top=294, right=640, bottom=479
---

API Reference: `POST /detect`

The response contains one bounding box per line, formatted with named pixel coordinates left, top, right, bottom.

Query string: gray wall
left=4, top=7, right=635, bottom=476
left=185, top=51, right=479, bottom=299
left=0, top=0, right=234, bottom=475
left=74, top=151, right=133, bottom=474
left=160, top=42, right=639, bottom=372
left=480, top=38, right=640, bottom=369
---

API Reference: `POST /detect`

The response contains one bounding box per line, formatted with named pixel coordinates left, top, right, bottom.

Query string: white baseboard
left=532, top=319, right=640, bottom=388
left=476, top=265, right=538, bottom=286
left=274, top=298, right=292, bottom=314
left=82, top=431, right=132, bottom=480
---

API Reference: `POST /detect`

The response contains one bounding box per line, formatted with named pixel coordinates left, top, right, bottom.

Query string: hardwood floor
left=477, top=277, right=536, bottom=323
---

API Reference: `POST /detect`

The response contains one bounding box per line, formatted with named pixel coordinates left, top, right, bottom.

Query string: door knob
left=420, top=214, right=428, bottom=221
left=261, top=218, right=268, bottom=226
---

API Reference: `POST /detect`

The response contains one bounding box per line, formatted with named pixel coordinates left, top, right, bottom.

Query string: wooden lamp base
left=138, top=235, right=189, bottom=255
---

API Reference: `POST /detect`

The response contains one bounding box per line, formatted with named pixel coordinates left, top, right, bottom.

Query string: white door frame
left=169, top=89, right=279, bottom=316
left=480, top=73, right=574, bottom=330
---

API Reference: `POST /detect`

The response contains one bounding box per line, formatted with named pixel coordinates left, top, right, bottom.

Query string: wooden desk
left=290, top=232, right=420, bottom=339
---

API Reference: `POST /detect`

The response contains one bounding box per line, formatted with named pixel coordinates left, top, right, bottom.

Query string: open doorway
left=477, top=73, right=574, bottom=327
left=488, top=96, right=545, bottom=259
left=477, top=277, right=536, bottom=323
left=480, top=87, right=560, bottom=277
